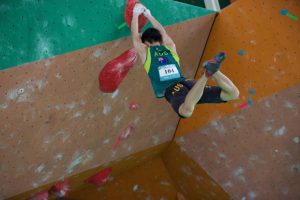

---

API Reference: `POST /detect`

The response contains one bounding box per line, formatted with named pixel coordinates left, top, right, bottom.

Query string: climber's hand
left=143, top=8, right=152, bottom=18
left=133, top=3, right=145, bottom=16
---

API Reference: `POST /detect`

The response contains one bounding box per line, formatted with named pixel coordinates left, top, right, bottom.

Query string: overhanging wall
left=0, top=6, right=216, bottom=199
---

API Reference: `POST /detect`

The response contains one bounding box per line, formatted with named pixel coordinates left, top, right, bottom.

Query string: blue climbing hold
left=280, top=9, right=288, bottom=15
left=249, top=89, right=255, bottom=95
left=238, top=50, right=245, bottom=56
left=247, top=99, right=253, bottom=105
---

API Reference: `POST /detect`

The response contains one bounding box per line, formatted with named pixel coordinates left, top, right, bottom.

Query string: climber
left=131, top=4, right=240, bottom=118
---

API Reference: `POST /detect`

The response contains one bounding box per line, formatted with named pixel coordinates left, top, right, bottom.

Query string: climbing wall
left=68, top=157, right=180, bottom=199
left=0, top=0, right=216, bottom=199
left=162, top=142, right=230, bottom=199
left=166, top=85, right=300, bottom=199
left=0, top=0, right=213, bottom=70
left=176, top=0, right=300, bottom=136
left=163, top=0, right=300, bottom=199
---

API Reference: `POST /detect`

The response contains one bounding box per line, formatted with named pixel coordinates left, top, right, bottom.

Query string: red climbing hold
left=49, top=179, right=70, bottom=198
left=99, top=48, right=138, bottom=93
left=87, top=167, right=113, bottom=187
left=28, top=190, right=49, bottom=200
left=125, top=0, right=148, bottom=32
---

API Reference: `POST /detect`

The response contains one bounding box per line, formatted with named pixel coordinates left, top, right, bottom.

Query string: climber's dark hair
left=141, top=28, right=163, bottom=44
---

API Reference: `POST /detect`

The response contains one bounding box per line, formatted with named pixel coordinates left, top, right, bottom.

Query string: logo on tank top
left=158, top=57, right=168, bottom=64
left=154, top=50, right=169, bottom=57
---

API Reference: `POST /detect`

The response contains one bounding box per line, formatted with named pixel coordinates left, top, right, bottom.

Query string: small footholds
left=239, top=89, right=255, bottom=109
left=129, top=101, right=140, bottom=110
left=238, top=50, right=245, bottom=56
left=280, top=9, right=288, bottom=15
left=132, top=184, right=139, bottom=192
left=249, top=89, right=255, bottom=95
left=247, top=99, right=253, bottom=105
left=280, top=9, right=298, bottom=20
left=238, top=102, right=248, bottom=109
left=112, top=125, right=134, bottom=149
left=17, top=88, right=25, bottom=94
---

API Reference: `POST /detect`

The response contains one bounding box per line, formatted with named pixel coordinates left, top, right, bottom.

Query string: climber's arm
left=144, top=10, right=177, bottom=54
left=131, top=5, right=147, bottom=63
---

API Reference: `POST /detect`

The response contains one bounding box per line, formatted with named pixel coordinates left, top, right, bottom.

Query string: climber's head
left=141, top=28, right=163, bottom=46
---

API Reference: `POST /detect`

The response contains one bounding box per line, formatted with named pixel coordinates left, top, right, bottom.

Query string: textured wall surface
left=168, top=84, right=300, bottom=199
left=9, top=143, right=170, bottom=200
left=69, top=157, right=179, bottom=200
left=176, top=0, right=300, bottom=136
left=162, top=0, right=300, bottom=199
left=162, top=142, right=230, bottom=199
left=0, top=0, right=214, bottom=70
left=0, top=14, right=216, bottom=199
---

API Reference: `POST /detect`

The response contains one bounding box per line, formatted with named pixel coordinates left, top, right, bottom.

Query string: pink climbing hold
left=28, top=190, right=49, bottom=200
left=129, top=101, right=140, bottom=110
left=124, top=0, right=148, bottom=32
left=99, top=48, right=138, bottom=93
left=112, top=125, right=134, bottom=149
left=49, top=179, right=70, bottom=198
left=239, top=102, right=248, bottom=109
left=87, top=167, right=113, bottom=187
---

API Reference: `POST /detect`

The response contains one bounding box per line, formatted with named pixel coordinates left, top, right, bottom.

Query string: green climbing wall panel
left=0, top=0, right=214, bottom=70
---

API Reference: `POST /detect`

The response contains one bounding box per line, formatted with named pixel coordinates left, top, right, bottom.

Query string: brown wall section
left=162, top=142, right=229, bottom=199
left=0, top=14, right=216, bottom=199
left=69, top=157, right=179, bottom=200
left=9, top=143, right=170, bottom=200
left=176, top=0, right=300, bottom=136
left=166, top=84, right=300, bottom=199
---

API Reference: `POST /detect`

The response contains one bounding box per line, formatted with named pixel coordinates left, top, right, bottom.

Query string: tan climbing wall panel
left=176, top=0, right=300, bottom=136
left=0, top=15, right=216, bottom=199
left=169, top=84, right=300, bottom=199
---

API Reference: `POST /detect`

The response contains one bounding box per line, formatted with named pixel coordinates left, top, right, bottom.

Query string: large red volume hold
left=125, top=0, right=148, bottom=32
left=99, top=48, right=138, bottom=93
left=87, top=167, right=113, bottom=186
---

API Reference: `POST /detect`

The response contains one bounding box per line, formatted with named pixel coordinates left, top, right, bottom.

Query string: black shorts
left=164, top=79, right=227, bottom=118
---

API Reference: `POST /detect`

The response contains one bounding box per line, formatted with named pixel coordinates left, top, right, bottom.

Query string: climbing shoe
left=203, top=52, right=226, bottom=77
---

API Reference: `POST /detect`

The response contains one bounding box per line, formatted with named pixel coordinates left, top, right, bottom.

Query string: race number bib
left=158, top=64, right=180, bottom=81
